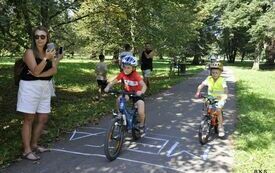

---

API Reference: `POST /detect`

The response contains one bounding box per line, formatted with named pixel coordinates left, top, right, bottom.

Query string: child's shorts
left=130, top=95, right=144, bottom=104
left=97, top=80, right=108, bottom=91
left=215, top=100, right=226, bottom=109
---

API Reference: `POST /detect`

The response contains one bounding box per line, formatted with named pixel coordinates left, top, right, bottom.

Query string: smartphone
left=59, top=47, right=64, bottom=54
left=46, top=43, right=55, bottom=52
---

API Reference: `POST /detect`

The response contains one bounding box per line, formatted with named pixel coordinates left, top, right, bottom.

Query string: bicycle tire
left=198, top=116, right=211, bottom=145
left=104, top=118, right=125, bottom=161
left=214, top=126, right=219, bottom=134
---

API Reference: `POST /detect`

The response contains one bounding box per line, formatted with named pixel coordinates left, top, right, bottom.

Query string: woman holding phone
left=17, top=26, right=63, bottom=161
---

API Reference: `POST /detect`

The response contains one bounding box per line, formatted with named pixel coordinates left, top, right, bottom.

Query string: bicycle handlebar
left=199, top=94, right=218, bottom=105
left=107, top=90, right=142, bottom=97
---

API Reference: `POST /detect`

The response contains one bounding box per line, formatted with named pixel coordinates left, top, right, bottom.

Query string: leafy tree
left=208, top=0, right=274, bottom=69
left=74, top=0, right=200, bottom=58
left=0, top=0, right=81, bottom=56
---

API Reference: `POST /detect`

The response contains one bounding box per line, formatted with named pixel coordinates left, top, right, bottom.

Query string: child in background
left=95, top=54, right=108, bottom=100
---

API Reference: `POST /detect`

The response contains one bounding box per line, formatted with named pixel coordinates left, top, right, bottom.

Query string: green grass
left=229, top=62, right=275, bottom=173
left=0, top=57, right=203, bottom=166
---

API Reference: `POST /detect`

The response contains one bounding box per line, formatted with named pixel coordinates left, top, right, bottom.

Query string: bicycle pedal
left=112, top=135, right=121, bottom=140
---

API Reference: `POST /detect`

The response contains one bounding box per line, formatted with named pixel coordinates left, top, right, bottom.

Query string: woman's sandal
left=22, top=152, right=40, bottom=161
left=33, top=146, right=50, bottom=153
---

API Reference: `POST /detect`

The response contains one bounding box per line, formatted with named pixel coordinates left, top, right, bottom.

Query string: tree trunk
left=41, top=1, right=49, bottom=27
left=252, top=57, right=260, bottom=70
left=241, top=51, right=245, bottom=62
left=252, top=43, right=262, bottom=70
left=159, top=52, right=164, bottom=59
left=192, top=55, right=200, bottom=65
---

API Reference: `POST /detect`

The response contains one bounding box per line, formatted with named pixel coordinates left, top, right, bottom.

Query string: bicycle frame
left=203, top=103, right=219, bottom=126
left=118, top=92, right=138, bottom=131
left=104, top=90, right=142, bottom=161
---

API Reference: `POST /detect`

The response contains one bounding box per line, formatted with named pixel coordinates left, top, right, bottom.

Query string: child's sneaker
left=138, top=125, right=145, bottom=136
left=218, top=125, right=225, bottom=138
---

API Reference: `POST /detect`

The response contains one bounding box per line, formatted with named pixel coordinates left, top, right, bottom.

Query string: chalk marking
left=69, top=130, right=76, bottom=141
left=51, top=148, right=185, bottom=173
left=166, top=142, right=179, bottom=157
left=69, top=131, right=105, bottom=141
left=129, top=142, right=162, bottom=148
left=201, top=145, right=211, bottom=160
left=80, top=127, right=107, bottom=130
left=144, top=136, right=167, bottom=141
left=149, top=132, right=188, bottom=140
left=169, top=149, right=200, bottom=159
left=126, top=148, right=159, bottom=155
left=157, top=140, right=169, bottom=154
left=166, top=141, right=201, bottom=159
left=85, top=144, right=104, bottom=148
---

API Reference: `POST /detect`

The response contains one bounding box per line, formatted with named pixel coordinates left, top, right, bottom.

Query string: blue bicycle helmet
left=121, top=55, right=138, bottom=67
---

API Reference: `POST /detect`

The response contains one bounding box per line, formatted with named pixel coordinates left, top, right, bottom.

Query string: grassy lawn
left=229, top=62, right=275, bottom=173
left=0, top=57, right=203, bottom=166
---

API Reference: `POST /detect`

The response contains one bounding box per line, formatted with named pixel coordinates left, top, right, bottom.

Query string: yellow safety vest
left=206, top=76, right=225, bottom=98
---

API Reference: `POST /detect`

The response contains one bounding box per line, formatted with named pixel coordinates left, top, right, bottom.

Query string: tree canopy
left=1, top=0, right=274, bottom=68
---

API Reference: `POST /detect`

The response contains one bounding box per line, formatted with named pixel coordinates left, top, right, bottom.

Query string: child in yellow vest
left=195, top=62, right=228, bottom=138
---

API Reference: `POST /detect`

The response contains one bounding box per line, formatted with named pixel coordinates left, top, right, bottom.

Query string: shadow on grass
left=235, top=80, right=274, bottom=151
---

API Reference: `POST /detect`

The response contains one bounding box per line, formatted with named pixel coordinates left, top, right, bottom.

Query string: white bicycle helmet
left=121, top=55, right=138, bottom=67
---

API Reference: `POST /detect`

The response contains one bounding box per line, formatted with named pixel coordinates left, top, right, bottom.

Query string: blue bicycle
left=104, top=90, right=144, bottom=161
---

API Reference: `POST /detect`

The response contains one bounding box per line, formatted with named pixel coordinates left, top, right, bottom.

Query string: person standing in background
left=95, top=54, right=108, bottom=100
left=17, top=26, right=63, bottom=161
left=119, top=43, right=133, bottom=71
left=140, top=43, right=154, bottom=90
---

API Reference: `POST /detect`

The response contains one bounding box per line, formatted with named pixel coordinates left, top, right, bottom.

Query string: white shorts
left=17, top=80, right=52, bottom=114
left=142, top=69, right=152, bottom=78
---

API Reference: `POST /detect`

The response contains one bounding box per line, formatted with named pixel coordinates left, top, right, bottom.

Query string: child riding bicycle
left=104, top=55, right=147, bottom=133
left=195, top=62, right=228, bottom=138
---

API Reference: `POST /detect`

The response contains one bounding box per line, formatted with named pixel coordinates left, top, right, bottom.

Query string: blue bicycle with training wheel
left=104, top=90, right=145, bottom=161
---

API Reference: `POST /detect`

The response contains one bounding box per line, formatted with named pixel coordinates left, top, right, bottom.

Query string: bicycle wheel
left=198, top=116, right=211, bottom=145
left=104, top=118, right=125, bottom=161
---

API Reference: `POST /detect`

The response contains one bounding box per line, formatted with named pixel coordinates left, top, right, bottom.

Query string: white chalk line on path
left=68, top=127, right=210, bottom=160
left=51, top=148, right=187, bottom=173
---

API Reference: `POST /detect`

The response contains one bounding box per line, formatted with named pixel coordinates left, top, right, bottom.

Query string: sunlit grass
left=230, top=64, right=275, bottom=173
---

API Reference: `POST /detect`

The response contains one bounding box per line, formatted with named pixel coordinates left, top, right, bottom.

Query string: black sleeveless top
left=141, top=50, right=153, bottom=71
left=20, top=58, right=53, bottom=81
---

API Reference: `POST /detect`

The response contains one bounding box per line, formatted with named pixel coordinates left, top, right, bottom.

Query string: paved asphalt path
left=2, top=67, right=237, bottom=173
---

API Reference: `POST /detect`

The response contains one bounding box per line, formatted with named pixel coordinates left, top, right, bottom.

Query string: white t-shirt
left=95, top=62, right=107, bottom=80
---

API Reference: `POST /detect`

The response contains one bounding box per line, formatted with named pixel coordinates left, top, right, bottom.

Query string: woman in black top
left=17, top=26, right=63, bottom=161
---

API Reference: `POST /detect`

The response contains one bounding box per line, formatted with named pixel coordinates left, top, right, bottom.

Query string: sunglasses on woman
left=35, top=35, right=46, bottom=40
